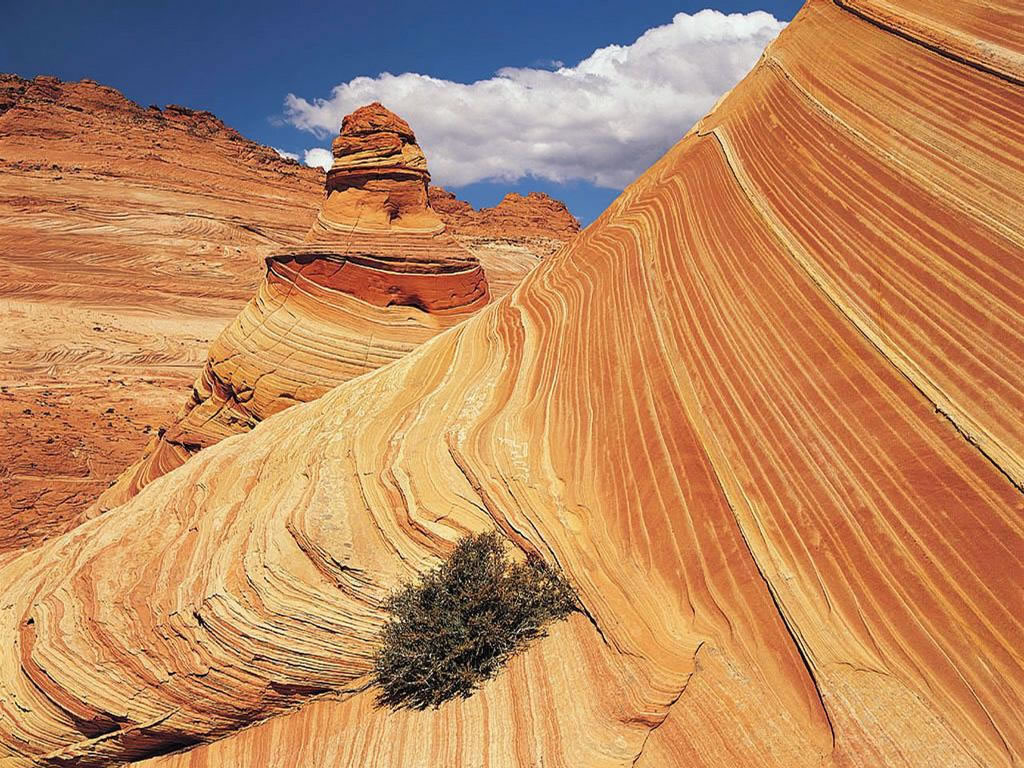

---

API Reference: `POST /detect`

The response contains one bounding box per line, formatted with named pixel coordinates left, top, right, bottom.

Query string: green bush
left=372, top=531, right=578, bottom=709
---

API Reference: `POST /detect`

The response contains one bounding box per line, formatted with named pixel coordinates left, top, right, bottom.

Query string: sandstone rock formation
left=430, top=187, right=580, bottom=294
left=429, top=186, right=580, bottom=240
left=319, top=103, right=437, bottom=232
left=0, top=75, right=323, bottom=552
left=0, top=83, right=577, bottom=550
left=3, top=0, right=1021, bottom=765
left=91, top=104, right=508, bottom=511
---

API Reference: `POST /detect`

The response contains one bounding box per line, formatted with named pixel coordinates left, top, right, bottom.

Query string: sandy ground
left=0, top=298, right=232, bottom=552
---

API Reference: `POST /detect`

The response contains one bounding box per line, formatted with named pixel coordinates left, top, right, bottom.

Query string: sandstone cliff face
left=3, top=1, right=1022, bottom=765
left=0, top=75, right=323, bottom=553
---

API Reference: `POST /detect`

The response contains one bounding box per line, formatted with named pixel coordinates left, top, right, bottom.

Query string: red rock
left=0, top=1, right=1019, bottom=765
left=429, top=186, right=581, bottom=240
left=322, top=102, right=437, bottom=232
left=340, top=101, right=415, bottom=138
left=0, top=78, right=574, bottom=552
left=89, top=104, right=538, bottom=513
left=0, top=74, right=323, bottom=553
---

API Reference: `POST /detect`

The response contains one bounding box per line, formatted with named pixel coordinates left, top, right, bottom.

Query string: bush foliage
left=372, top=531, right=578, bottom=710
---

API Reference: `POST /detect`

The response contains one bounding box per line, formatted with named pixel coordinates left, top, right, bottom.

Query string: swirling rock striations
left=93, top=104, right=502, bottom=512
left=1, top=0, right=1022, bottom=766
left=0, top=81, right=575, bottom=553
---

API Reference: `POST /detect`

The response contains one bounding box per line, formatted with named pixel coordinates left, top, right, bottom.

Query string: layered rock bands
left=0, top=82, right=578, bottom=552
left=1, top=1, right=1021, bottom=766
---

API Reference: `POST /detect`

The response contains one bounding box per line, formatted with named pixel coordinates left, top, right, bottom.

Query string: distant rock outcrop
left=429, top=186, right=580, bottom=240
left=0, top=74, right=320, bottom=187
left=0, top=74, right=29, bottom=115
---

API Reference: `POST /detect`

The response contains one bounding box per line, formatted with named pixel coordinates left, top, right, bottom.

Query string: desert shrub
left=372, top=531, right=578, bottom=709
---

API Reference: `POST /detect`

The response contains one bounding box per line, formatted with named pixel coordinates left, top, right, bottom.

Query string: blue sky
left=3, top=0, right=802, bottom=224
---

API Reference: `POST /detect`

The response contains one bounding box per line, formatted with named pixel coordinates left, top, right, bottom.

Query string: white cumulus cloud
left=284, top=9, right=783, bottom=188
left=272, top=147, right=300, bottom=161
left=303, top=147, right=333, bottom=171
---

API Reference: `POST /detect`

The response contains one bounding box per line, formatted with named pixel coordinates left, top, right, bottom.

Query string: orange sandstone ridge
left=429, top=186, right=581, bottom=240
left=3, top=1, right=1021, bottom=764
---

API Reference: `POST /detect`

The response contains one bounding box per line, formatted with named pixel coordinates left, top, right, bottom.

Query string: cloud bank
left=284, top=10, right=783, bottom=188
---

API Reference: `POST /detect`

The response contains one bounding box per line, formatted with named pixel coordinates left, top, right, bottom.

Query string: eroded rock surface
left=2, top=1, right=1020, bottom=765
left=0, top=86, right=576, bottom=550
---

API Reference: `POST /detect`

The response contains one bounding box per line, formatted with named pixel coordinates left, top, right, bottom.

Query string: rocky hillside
left=0, top=78, right=577, bottom=553
left=4, top=1, right=1019, bottom=762
left=92, top=103, right=542, bottom=512
left=0, top=74, right=323, bottom=553
left=1, top=0, right=1020, bottom=765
